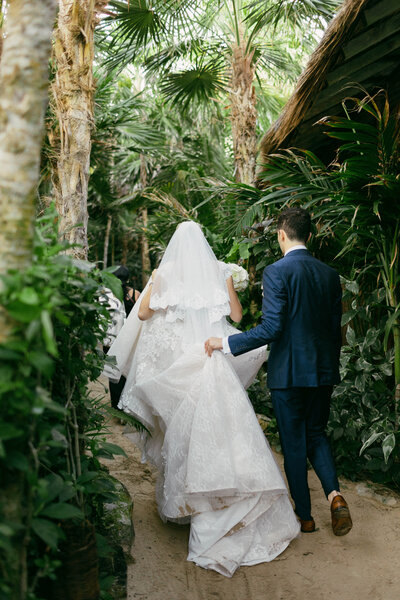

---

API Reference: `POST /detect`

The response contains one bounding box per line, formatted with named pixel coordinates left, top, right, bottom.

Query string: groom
left=205, top=207, right=352, bottom=536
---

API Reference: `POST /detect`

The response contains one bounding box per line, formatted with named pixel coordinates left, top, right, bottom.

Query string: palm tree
left=102, top=0, right=338, bottom=184
left=0, top=1, right=57, bottom=594
left=0, top=0, right=6, bottom=62
left=0, top=0, right=57, bottom=339
left=51, top=0, right=108, bottom=259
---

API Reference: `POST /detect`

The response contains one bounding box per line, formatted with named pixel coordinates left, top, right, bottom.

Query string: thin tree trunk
left=111, top=231, right=115, bottom=265
left=230, top=34, right=258, bottom=185
left=140, top=154, right=151, bottom=286
left=121, top=233, right=129, bottom=265
left=140, top=208, right=151, bottom=287
left=103, top=214, right=112, bottom=268
left=52, top=0, right=97, bottom=259
left=0, top=3, right=58, bottom=596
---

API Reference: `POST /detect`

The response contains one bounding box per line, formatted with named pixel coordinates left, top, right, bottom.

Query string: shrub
left=0, top=206, right=127, bottom=599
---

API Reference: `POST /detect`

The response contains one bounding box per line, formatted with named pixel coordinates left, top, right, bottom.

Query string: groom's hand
left=204, top=337, right=223, bottom=356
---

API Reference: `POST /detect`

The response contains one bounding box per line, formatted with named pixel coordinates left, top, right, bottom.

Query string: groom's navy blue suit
left=228, top=249, right=342, bottom=520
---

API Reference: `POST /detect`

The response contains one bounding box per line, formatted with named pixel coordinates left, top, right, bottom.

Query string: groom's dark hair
left=276, top=207, right=311, bottom=243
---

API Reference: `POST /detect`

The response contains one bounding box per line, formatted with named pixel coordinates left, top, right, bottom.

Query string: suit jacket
left=228, top=249, right=342, bottom=389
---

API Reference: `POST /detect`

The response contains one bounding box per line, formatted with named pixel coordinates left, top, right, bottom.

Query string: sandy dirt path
left=94, top=378, right=400, bottom=600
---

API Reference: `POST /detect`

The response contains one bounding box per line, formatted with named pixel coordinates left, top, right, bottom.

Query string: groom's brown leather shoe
left=299, top=517, right=316, bottom=533
left=331, top=495, right=352, bottom=536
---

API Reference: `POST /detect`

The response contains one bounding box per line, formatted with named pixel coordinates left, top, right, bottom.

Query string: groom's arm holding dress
left=228, top=263, right=288, bottom=356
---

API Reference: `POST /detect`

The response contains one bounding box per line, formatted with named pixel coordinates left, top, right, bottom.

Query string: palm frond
left=245, top=0, right=339, bottom=37
left=105, top=0, right=164, bottom=60
left=253, top=40, right=300, bottom=79
left=144, top=38, right=227, bottom=77
left=100, top=0, right=207, bottom=70
left=160, top=59, right=228, bottom=111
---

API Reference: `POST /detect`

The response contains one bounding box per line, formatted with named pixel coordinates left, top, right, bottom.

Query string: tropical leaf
left=160, top=60, right=228, bottom=111
left=244, top=0, right=339, bottom=42
left=144, top=39, right=226, bottom=76
left=39, top=503, right=83, bottom=520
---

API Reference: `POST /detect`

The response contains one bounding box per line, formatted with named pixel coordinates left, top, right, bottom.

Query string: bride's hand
left=151, top=269, right=158, bottom=280
left=204, top=337, right=223, bottom=356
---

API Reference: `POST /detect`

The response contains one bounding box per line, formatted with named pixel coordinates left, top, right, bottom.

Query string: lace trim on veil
left=150, top=284, right=231, bottom=323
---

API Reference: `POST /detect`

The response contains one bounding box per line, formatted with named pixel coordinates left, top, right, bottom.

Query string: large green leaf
left=97, top=441, right=127, bottom=457
left=359, top=431, right=384, bottom=456
left=39, top=502, right=83, bottom=520
left=382, top=433, right=396, bottom=464
left=31, top=518, right=64, bottom=549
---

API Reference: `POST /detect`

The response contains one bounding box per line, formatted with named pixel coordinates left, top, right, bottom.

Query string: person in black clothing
left=112, top=265, right=141, bottom=316
left=104, top=266, right=141, bottom=409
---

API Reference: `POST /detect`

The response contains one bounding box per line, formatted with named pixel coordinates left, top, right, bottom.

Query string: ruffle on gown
left=118, top=339, right=300, bottom=577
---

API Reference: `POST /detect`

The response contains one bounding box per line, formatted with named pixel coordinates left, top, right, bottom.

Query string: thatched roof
left=260, top=0, right=400, bottom=163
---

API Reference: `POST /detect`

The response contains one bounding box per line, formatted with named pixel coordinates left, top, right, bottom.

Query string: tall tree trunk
left=0, top=0, right=57, bottom=336
left=230, top=34, right=258, bottom=185
left=52, top=0, right=97, bottom=259
left=140, top=154, right=151, bottom=287
left=103, top=214, right=112, bottom=268
left=0, top=2, right=58, bottom=596
left=0, top=1, right=5, bottom=63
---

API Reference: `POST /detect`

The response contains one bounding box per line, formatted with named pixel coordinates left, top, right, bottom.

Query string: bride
left=104, top=221, right=299, bottom=577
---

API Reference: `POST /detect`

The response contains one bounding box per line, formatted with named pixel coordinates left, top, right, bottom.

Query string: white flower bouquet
left=228, top=263, right=249, bottom=292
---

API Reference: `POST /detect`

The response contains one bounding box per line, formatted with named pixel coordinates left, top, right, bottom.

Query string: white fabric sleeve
left=218, top=261, right=232, bottom=280
left=222, top=336, right=232, bottom=354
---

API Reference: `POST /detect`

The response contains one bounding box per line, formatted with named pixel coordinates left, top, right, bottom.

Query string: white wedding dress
left=105, top=222, right=300, bottom=577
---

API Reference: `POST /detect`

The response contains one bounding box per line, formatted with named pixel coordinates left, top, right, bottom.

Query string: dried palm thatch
left=259, top=0, right=369, bottom=164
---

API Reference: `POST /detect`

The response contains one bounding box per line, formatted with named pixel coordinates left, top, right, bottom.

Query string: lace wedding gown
left=117, top=310, right=300, bottom=577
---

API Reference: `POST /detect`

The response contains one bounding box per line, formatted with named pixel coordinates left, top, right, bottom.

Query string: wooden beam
left=327, top=33, right=400, bottom=86
left=291, top=81, right=400, bottom=152
left=364, top=0, right=400, bottom=26
left=307, top=57, right=400, bottom=119
left=343, top=10, right=400, bottom=60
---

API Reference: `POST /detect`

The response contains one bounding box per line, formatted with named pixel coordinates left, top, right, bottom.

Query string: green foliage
left=246, top=0, right=340, bottom=36
left=89, top=0, right=338, bottom=281
left=329, top=284, right=398, bottom=486
left=0, top=207, right=131, bottom=598
left=160, top=60, right=228, bottom=112
left=218, top=90, right=400, bottom=488
left=101, top=0, right=329, bottom=127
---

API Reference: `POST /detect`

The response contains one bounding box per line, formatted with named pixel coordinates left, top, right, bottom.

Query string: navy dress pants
left=271, top=386, right=339, bottom=521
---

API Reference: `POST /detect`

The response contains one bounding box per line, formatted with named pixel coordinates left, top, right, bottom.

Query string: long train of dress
left=117, top=312, right=300, bottom=577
